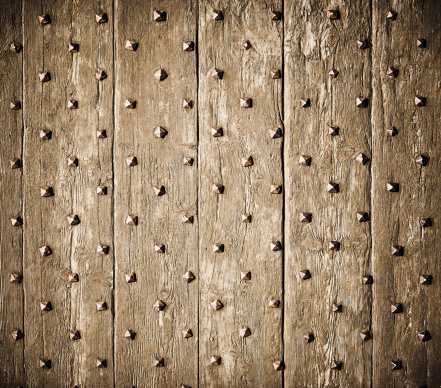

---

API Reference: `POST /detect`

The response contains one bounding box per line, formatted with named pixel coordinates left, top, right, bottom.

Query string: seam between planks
left=112, top=0, right=116, bottom=386
left=281, top=0, right=285, bottom=386
left=196, top=0, right=200, bottom=386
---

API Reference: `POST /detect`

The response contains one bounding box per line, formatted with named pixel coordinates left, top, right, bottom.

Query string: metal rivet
left=183, top=271, right=195, bottom=283
left=95, top=69, right=107, bottom=81
left=154, top=126, right=168, bottom=138
left=10, top=101, right=21, bottom=111
left=270, top=184, right=282, bottom=194
left=327, top=182, right=339, bottom=193
left=126, top=156, right=137, bottom=166
left=357, top=39, right=368, bottom=49
left=124, top=329, right=136, bottom=340
left=67, top=100, right=78, bottom=109
left=391, top=303, right=403, bottom=313
left=11, top=329, right=23, bottom=341
left=357, top=212, right=369, bottom=222
left=212, top=10, right=223, bottom=20
left=387, top=67, right=399, bottom=78
left=270, top=11, right=282, bottom=20
left=183, top=98, right=193, bottom=109
left=331, top=360, right=343, bottom=370
left=211, top=126, right=223, bottom=137
left=273, top=360, right=284, bottom=371
left=97, top=244, right=109, bottom=255
left=39, top=245, right=52, bottom=256
left=241, top=213, right=252, bottom=223
left=96, top=13, right=108, bottom=23
left=270, top=240, right=282, bottom=251
left=298, top=211, right=310, bottom=222
left=40, top=129, right=52, bottom=140
left=270, top=69, right=282, bottom=79
left=299, top=155, right=312, bottom=166
left=40, top=301, right=52, bottom=311
left=304, top=332, right=314, bottom=343
left=415, top=96, right=426, bottom=106
left=154, top=357, right=165, bottom=367
left=212, top=243, right=224, bottom=253
left=10, top=42, right=22, bottom=53
left=154, top=69, right=167, bottom=81
left=68, top=273, right=79, bottom=282
left=211, top=68, right=224, bottom=79
left=125, top=273, right=137, bottom=283
left=332, top=303, right=342, bottom=313
left=268, top=299, right=280, bottom=308
left=415, top=154, right=429, bottom=166
left=97, top=129, right=107, bottom=138
left=154, top=244, right=166, bottom=253
left=240, top=328, right=251, bottom=338
left=417, top=38, right=426, bottom=48
left=420, top=217, right=432, bottom=227
left=301, top=98, right=310, bottom=108
left=125, top=40, right=138, bottom=51
left=67, top=214, right=80, bottom=226
left=329, top=241, right=340, bottom=251
left=356, top=97, right=369, bottom=108
left=210, top=355, right=221, bottom=365
left=328, top=126, right=339, bottom=136
left=212, top=184, right=224, bottom=194
left=11, top=216, right=22, bottom=226
left=40, top=187, right=54, bottom=197
left=386, top=182, right=399, bottom=192
left=154, top=186, right=166, bottom=196
left=418, top=330, right=431, bottom=342
left=69, top=330, right=81, bottom=341
left=125, top=215, right=138, bottom=226
left=240, top=98, right=252, bottom=108
left=241, top=271, right=251, bottom=281
left=182, top=214, right=194, bottom=224
left=356, top=153, right=369, bottom=165
left=182, top=329, right=193, bottom=338
left=97, top=186, right=107, bottom=195
left=327, top=10, right=339, bottom=19
left=39, top=359, right=51, bottom=369
left=387, top=127, right=398, bottom=136
left=386, top=10, right=397, bottom=20
left=211, top=300, right=223, bottom=310
left=39, top=72, right=51, bottom=82
left=360, top=331, right=372, bottom=341
left=269, top=127, right=283, bottom=138
left=183, top=157, right=194, bottom=166
left=363, top=275, right=373, bottom=285
left=68, top=42, right=79, bottom=53
left=125, top=99, right=136, bottom=109
left=67, top=157, right=78, bottom=167
left=153, top=10, right=166, bottom=21
left=183, top=41, right=194, bottom=51
left=38, top=14, right=51, bottom=25
left=420, top=275, right=432, bottom=285
left=96, top=301, right=107, bottom=311
left=96, top=358, right=107, bottom=368
left=329, top=68, right=339, bottom=78
left=391, top=360, right=401, bottom=370
left=243, top=40, right=252, bottom=50
left=241, top=155, right=253, bottom=167
left=10, top=273, right=22, bottom=284
left=391, top=245, right=403, bottom=256
left=300, top=270, right=311, bottom=280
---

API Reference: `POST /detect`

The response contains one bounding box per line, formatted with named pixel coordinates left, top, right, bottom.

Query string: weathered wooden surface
left=371, top=1, right=441, bottom=387
left=114, top=0, right=198, bottom=386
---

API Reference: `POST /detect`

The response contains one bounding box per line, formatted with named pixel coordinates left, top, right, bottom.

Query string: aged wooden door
left=1, top=0, right=440, bottom=387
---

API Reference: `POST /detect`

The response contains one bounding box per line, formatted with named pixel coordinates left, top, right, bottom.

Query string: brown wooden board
left=114, top=0, right=198, bottom=386
left=371, top=1, right=441, bottom=386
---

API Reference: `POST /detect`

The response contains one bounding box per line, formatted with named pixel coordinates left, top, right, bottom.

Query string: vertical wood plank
left=114, top=1, right=198, bottom=387
left=0, top=0, right=24, bottom=385
left=23, top=0, right=114, bottom=386
left=284, top=1, right=373, bottom=386
left=198, top=1, right=284, bottom=386
left=372, top=1, right=441, bottom=386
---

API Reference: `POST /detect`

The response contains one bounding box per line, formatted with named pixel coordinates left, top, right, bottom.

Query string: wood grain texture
left=371, top=1, right=441, bottom=386
left=22, top=0, right=114, bottom=386
left=198, top=1, right=284, bottom=386
left=0, top=0, right=24, bottom=386
left=284, top=0, right=373, bottom=386
left=114, top=1, right=198, bottom=387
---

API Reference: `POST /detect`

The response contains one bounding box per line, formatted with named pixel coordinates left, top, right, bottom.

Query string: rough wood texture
left=198, top=1, right=284, bottom=386
left=114, top=1, right=198, bottom=387
left=372, top=1, right=441, bottom=386
left=284, top=1, right=372, bottom=386
left=0, top=0, right=24, bottom=386
left=22, top=0, right=114, bottom=386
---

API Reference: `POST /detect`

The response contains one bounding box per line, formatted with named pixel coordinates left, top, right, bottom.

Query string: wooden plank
left=284, top=1, right=373, bottom=386
left=371, top=1, right=441, bottom=386
left=113, top=1, right=198, bottom=387
left=23, top=1, right=114, bottom=386
left=0, top=0, right=24, bottom=386
left=198, top=1, right=284, bottom=386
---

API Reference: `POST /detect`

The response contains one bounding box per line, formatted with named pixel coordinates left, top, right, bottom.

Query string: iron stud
left=420, top=275, right=432, bottom=285
left=300, top=270, right=311, bottom=280
left=97, top=244, right=109, bottom=255
left=10, top=42, right=22, bottom=53
left=39, top=245, right=52, bottom=256
left=95, top=13, right=108, bottom=23
left=241, top=156, right=253, bottom=167
left=154, top=244, right=165, bottom=253
left=331, top=360, right=343, bottom=370
left=211, top=126, right=223, bottom=137
left=357, top=212, right=369, bottom=222
left=415, top=154, right=429, bottom=166
left=67, top=100, right=78, bottom=109
left=270, top=11, right=282, bottom=20
left=268, top=299, right=280, bottom=308
left=270, top=184, right=282, bottom=194
left=38, top=15, right=51, bottom=25
left=240, top=98, right=252, bottom=108
left=211, top=300, right=223, bottom=310
left=154, top=69, right=167, bottom=81
left=304, top=332, right=314, bottom=343
left=327, top=10, right=339, bottom=19
left=183, top=271, right=195, bottom=283
left=67, top=214, right=80, bottom=226
left=125, top=273, right=136, bottom=283
left=386, top=11, right=397, bottom=20
left=387, top=67, right=399, bottom=78
left=210, top=356, right=221, bottom=365
left=10, top=101, right=21, bottom=110
left=356, top=153, right=369, bottom=165
left=415, top=96, right=426, bottom=106
left=69, top=330, right=81, bottom=341
left=153, top=185, right=166, bottom=196
left=40, top=301, right=52, bottom=311
left=10, top=273, right=22, bottom=284
left=97, top=129, right=107, bottom=138
left=332, top=303, right=342, bottom=312
left=96, top=301, right=107, bottom=311
left=299, top=155, right=311, bottom=166
left=269, top=127, right=283, bottom=138
left=417, top=39, right=426, bottom=48
left=11, top=329, right=23, bottom=340
left=212, top=11, right=223, bottom=20
left=241, top=271, right=251, bottom=281
left=183, top=99, right=193, bottom=109
left=97, top=186, right=107, bottom=195
left=126, top=156, right=137, bottom=166
left=270, top=69, right=282, bottom=79
left=212, top=184, right=224, bottom=194
left=391, top=245, right=403, bottom=256
left=270, top=240, right=282, bottom=251
left=363, top=275, right=373, bottom=284
left=68, top=273, right=79, bottom=282
left=387, top=127, right=398, bottom=136
left=124, top=330, right=136, bottom=340
left=386, top=182, right=399, bottom=192
left=124, top=40, right=138, bottom=51
left=273, top=360, right=284, bottom=370
left=68, top=43, right=79, bottom=53
left=11, top=216, right=22, bottom=226
left=327, top=182, right=339, bottom=193
left=96, top=358, right=107, bottom=368
left=153, top=11, right=166, bottom=21
left=211, top=68, right=224, bottom=79
left=329, top=68, right=339, bottom=78
left=125, top=215, right=138, bottom=226
left=95, top=70, right=107, bottom=81
left=241, top=213, right=252, bottom=223
left=154, top=357, right=165, bottom=367
left=182, top=214, right=194, bottom=224
left=356, top=97, right=369, bottom=108
left=212, top=243, right=224, bottom=253
left=391, top=360, right=401, bottom=370
left=360, top=331, right=372, bottom=341
left=391, top=303, right=403, bottom=313
left=183, top=329, right=193, bottom=338
left=125, top=99, right=136, bottom=109
left=418, top=331, right=431, bottom=342
left=40, top=130, right=52, bottom=140
left=183, top=41, right=194, bottom=51
left=328, top=126, right=339, bottom=136
left=39, top=72, right=51, bottom=82
left=40, top=187, right=53, bottom=197
left=243, top=40, right=252, bottom=50
left=420, top=218, right=432, bottom=227
left=154, top=126, right=168, bottom=138
left=357, top=39, right=368, bottom=49
left=184, top=157, right=194, bottom=166
left=240, top=328, right=251, bottom=338
left=39, top=359, right=51, bottom=369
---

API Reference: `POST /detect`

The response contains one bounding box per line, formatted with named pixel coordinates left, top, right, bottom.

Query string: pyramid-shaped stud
left=39, top=359, right=51, bottom=369
left=95, top=69, right=107, bottom=81
left=269, top=127, right=283, bottom=138
left=299, top=155, right=311, bottom=166
left=331, top=360, right=343, bottom=370
left=240, top=328, right=251, bottom=338
left=154, top=186, right=166, bottom=196
left=363, top=275, right=373, bottom=285
left=357, top=39, right=368, bottom=49
left=69, top=329, right=81, bottom=341
left=10, top=42, right=22, bottom=53
left=328, top=126, right=339, bottom=136
left=154, top=357, right=165, bottom=367
left=418, top=330, right=431, bottom=342
left=96, top=301, right=107, bottom=311
left=329, top=68, right=339, bottom=78
left=304, top=332, right=314, bottom=343
left=270, top=10, right=282, bottom=20
left=154, top=244, right=166, bottom=253
left=327, top=182, right=339, bottom=193
left=9, top=158, right=21, bottom=169
left=183, top=157, right=194, bottom=166
left=68, top=273, right=79, bottom=282
left=125, top=215, right=138, bottom=226
left=417, top=38, right=426, bottom=48
left=97, top=186, right=107, bottom=195
left=213, top=10, right=223, bottom=20
left=68, top=42, right=79, bottom=53
left=40, top=187, right=54, bottom=197
left=183, top=271, right=195, bottom=283
left=420, top=275, right=432, bottom=285
left=211, top=68, right=224, bottom=79
left=154, top=69, right=167, bottom=81
left=415, top=154, right=429, bottom=166
left=301, top=98, right=310, bottom=108
left=40, top=130, right=52, bottom=140
left=124, top=40, right=138, bottom=51
left=10, top=273, right=22, bottom=284
left=153, top=10, right=166, bottom=21
left=154, top=126, right=168, bottom=138
left=183, top=98, right=193, bottom=109
left=11, top=216, right=23, bottom=226
left=39, top=245, right=52, bottom=256
left=300, top=270, right=311, bottom=280
left=211, top=126, right=223, bottom=137
left=96, top=358, right=107, bottom=368
left=387, top=67, right=399, bottom=78
left=97, top=244, right=109, bottom=255
left=212, top=184, right=224, bottom=194
left=38, top=14, right=51, bottom=25
left=40, top=301, right=52, bottom=311
left=268, top=299, right=280, bottom=308
left=415, top=96, right=426, bottom=106
left=270, top=240, right=282, bottom=251
left=211, top=299, right=223, bottom=310
left=299, top=212, right=312, bottom=223
left=391, top=245, right=403, bottom=256
left=182, top=214, right=194, bottom=224
left=67, top=214, right=80, bottom=226
left=386, top=182, right=399, bottom=192
left=386, top=10, right=397, bottom=20
left=125, top=99, right=136, bottom=109
left=182, top=328, right=193, bottom=338
left=10, top=101, right=21, bottom=110
left=11, top=329, right=23, bottom=341
left=241, top=213, right=252, bottom=223
left=241, top=156, right=253, bottom=167
left=96, top=12, right=108, bottom=23
left=327, top=10, right=339, bottom=19
left=154, top=300, right=166, bottom=311
left=124, top=329, right=136, bottom=340
left=420, top=217, right=432, bottom=227
left=270, top=184, right=282, bottom=194
left=273, top=360, right=284, bottom=371
left=39, top=72, right=51, bottom=82
left=240, top=271, right=251, bottom=281
left=183, top=41, right=194, bottom=51
left=240, top=98, right=252, bottom=108
left=126, top=156, right=137, bottom=166
left=357, top=212, right=369, bottom=222
left=391, top=360, right=401, bottom=370
left=243, top=40, right=252, bottom=50
left=212, top=243, right=224, bottom=253
left=67, top=157, right=78, bottom=167
left=356, top=153, right=369, bottom=165
left=125, top=272, right=137, bottom=283
left=97, top=129, right=107, bottom=138
left=360, top=331, right=372, bottom=341
left=332, top=303, right=342, bottom=312
left=67, top=100, right=78, bottom=109
left=270, top=69, right=282, bottom=79
left=356, top=97, right=369, bottom=108
left=391, top=303, right=403, bottom=313
left=387, top=127, right=398, bottom=136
